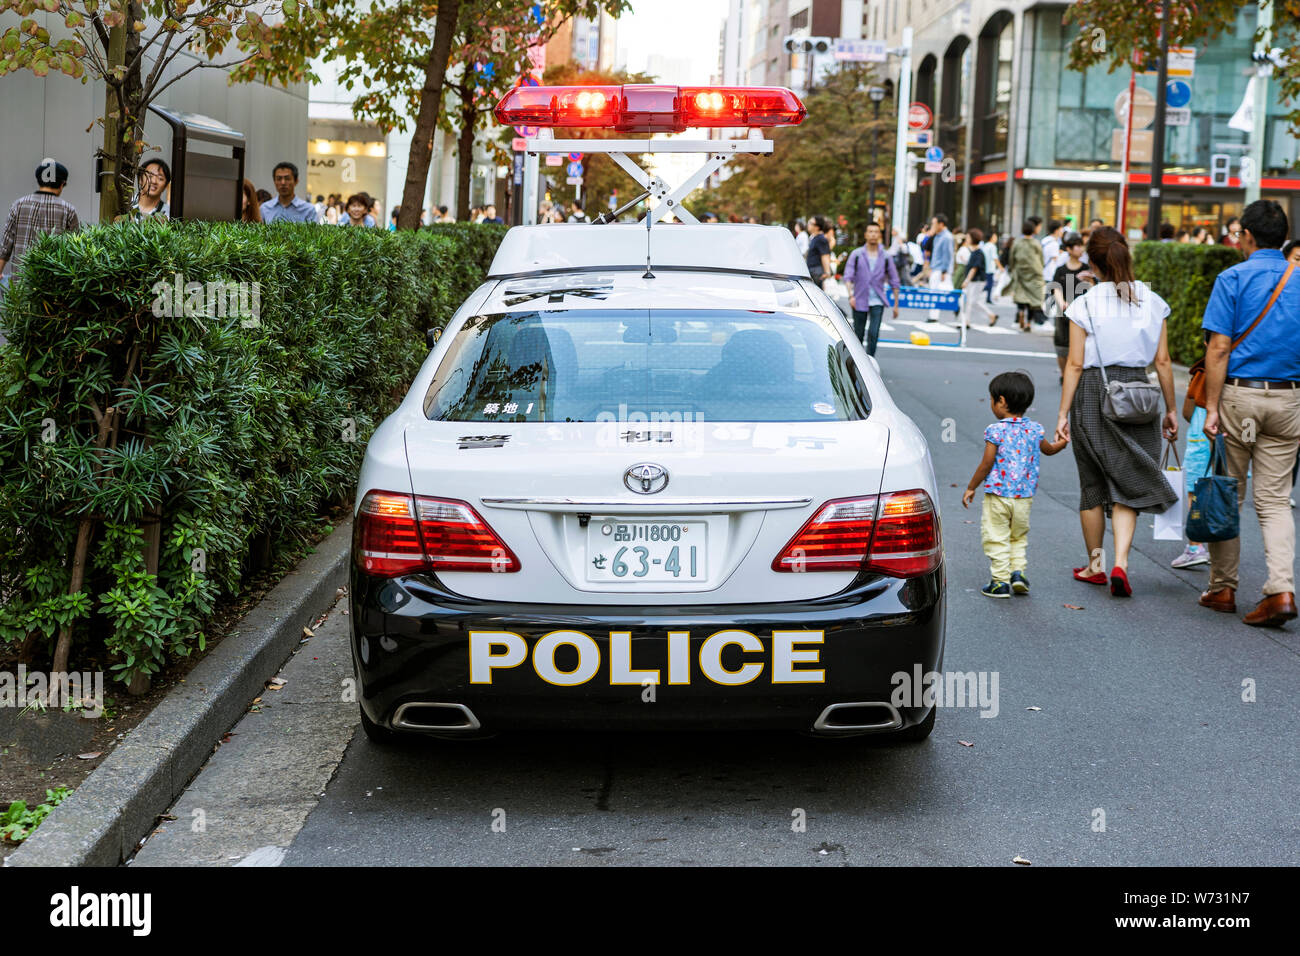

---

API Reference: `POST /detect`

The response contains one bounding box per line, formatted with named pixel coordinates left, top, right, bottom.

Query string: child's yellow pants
left=980, top=493, right=1033, bottom=582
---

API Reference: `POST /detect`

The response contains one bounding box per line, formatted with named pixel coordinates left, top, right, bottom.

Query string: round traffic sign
left=1114, top=86, right=1155, bottom=129
left=925, top=145, right=944, bottom=163
left=1166, top=79, right=1192, bottom=109
left=568, top=152, right=584, bottom=163
left=907, top=102, right=933, bottom=131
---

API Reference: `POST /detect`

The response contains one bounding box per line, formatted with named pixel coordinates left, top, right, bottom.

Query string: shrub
left=1131, top=240, right=1243, bottom=366
left=0, top=221, right=505, bottom=685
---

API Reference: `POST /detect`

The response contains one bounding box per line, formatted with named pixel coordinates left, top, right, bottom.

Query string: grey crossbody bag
left=1082, top=290, right=1162, bottom=425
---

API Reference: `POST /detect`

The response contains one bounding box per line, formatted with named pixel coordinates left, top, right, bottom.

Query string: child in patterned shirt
left=963, top=371, right=1069, bottom=598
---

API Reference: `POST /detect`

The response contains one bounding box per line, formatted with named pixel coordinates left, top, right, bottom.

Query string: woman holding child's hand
left=1056, top=227, right=1179, bottom=598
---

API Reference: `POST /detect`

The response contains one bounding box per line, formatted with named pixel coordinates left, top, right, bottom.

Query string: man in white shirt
left=793, top=219, right=809, bottom=256
left=1041, top=219, right=1064, bottom=281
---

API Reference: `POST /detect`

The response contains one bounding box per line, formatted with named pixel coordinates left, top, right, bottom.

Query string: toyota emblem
left=624, top=462, right=669, bottom=494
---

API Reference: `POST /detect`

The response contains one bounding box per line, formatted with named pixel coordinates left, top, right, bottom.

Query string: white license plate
left=585, top=519, right=706, bottom=582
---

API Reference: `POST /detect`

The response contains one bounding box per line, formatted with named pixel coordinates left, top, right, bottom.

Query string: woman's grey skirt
left=1069, top=366, right=1178, bottom=515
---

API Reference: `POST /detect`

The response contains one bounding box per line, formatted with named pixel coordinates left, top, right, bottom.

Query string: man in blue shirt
left=1199, top=199, right=1300, bottom=627
left=260, top=162, right=318, bottom=223
left=926, top=213, right=954, bottom=321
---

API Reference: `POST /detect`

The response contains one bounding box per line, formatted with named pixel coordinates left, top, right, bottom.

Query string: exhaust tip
left=391, top=702, right=482, bottom=732
left=812, top=701, right=903, bottom=734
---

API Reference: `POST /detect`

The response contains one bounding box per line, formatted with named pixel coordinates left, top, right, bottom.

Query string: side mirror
left=426, top=327, right=443, bottom=349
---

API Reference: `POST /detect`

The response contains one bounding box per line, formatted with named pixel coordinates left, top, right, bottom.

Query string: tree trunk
left=97, top=3, right=146, bottom=221
left=397, top=0, right=461, bottom=230
left=50, top=342, right=140, bottom=698
left=456, top=94, right=476, bottom=222
left=97, top=24, right=127, bottom=222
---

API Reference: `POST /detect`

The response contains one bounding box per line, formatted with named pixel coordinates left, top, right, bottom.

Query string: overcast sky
left=618, top=0, right=729, bottom=84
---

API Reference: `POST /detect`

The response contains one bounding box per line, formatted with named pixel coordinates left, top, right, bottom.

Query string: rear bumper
left=350, top=565, right=945, bottom=734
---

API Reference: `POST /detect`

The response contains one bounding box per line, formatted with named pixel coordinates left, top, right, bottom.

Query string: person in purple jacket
left=843, top=222, right=901, bottom=356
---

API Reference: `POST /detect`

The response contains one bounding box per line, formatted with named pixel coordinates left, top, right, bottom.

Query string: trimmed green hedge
left=1132, top=240, right=1243, bottom=366
left=0, top=221, right=505, bottom=684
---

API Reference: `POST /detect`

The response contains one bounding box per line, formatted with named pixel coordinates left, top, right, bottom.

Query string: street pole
left=892, top=26, right=913, bottom=240
left=1118, top=68, right=1136, bottom=234
left=1244, top=1, right=1273, bottom=204
left=867, top=97, right=881, bottom=225
left=523, top=128, right=548, bottom=225
left=1147, top=0, right=1171, bottom=240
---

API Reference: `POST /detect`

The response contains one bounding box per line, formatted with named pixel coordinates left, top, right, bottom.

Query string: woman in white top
left=1054, top=227, right=1179, bottom=597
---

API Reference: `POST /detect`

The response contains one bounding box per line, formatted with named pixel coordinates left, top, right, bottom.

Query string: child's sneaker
left=1171, top=544, right=1209, bottom=569
left=1010, top=571, right=1030, bottom=595
left=982, top=579, right=1011, bottom=598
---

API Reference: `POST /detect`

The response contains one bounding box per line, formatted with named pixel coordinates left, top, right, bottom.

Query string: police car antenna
left=643, top=201, right=654, bottom=279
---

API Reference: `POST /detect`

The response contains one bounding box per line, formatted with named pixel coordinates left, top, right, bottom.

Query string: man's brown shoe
left=1243, top=592, right=1298, bottom=628
left=1199, top=587, right=1236, bottom=613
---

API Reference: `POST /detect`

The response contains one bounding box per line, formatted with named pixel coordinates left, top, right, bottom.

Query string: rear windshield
left=423, top=309, right=871, bottom=423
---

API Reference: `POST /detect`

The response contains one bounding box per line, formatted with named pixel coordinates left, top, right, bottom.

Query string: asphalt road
left=131, top=319, right=1300, bottom=866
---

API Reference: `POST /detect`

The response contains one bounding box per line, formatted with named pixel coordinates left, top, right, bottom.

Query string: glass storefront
left=1021, top=7, right=1298, bottom=239
left=306, top=126, right=387, bottom=207
left=1027, top=7, right=1298, bottom=177
left=970, top=184, right=1006, bottom=235
left=1025, top=184, right=1242, bottom=240
left=1020, top=183, right=1116, bottom=233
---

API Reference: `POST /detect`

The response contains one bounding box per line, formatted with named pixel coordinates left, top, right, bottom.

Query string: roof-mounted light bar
left=494, top=84, right=807, bottom=134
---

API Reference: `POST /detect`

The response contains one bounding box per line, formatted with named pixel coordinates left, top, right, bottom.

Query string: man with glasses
left=132, top=158, right=171, bottom=220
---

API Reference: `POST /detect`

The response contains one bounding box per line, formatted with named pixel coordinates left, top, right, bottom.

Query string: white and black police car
left=350, top=84, right=945, bottom=743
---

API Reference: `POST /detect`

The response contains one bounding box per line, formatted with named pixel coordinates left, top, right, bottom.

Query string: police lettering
left=468, top=629, right=825, bottom=685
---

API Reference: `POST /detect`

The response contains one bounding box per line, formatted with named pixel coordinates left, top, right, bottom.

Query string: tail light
left=772, top=490, right=942, bottom=577
left=494, top=84, right=806, bottom=133
left=355, top=491, right=520, bottom=577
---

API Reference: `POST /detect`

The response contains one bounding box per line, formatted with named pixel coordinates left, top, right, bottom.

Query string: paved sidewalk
left=129, top=597, right=356, bottom=866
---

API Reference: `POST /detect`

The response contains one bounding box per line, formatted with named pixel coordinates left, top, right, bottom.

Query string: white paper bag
left=1154, top=451, right=1185, bottom=540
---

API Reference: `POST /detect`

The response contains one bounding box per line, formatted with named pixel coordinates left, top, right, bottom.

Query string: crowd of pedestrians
left=792, top=199, right=1300, bottom=628
left=6, top=157, right=1300, bottom=628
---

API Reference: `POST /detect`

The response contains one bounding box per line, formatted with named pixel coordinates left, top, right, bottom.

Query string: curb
left=4, top=518, right=352, bottom=867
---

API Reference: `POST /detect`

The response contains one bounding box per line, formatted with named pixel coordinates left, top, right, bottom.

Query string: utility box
left=148, top=107, right=246, bottom=221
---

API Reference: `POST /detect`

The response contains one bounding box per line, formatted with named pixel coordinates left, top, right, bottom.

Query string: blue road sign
left=925, top=146, right=944, bottom=163
left=568, top=152, right=584, bottom=163
left=1166, top=79, right=1192, bottom=109
left=567, top=161, right=584, bottom=177
left=887, top=287, right=963, bottom=312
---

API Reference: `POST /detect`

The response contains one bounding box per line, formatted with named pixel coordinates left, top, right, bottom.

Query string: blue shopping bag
left=1185, top=435, right=1239, bottom=543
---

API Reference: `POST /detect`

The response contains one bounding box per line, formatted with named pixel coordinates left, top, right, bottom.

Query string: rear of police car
left=349, top=86, right=945, bottom=741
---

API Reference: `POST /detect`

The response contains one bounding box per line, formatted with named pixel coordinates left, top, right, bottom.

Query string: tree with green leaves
left=0, top=0, right=315, bottom=219
left=1065, top=0, right=1300, bottom=138
left=690, top=63, right=895, bottom=229
left=250, top=0, right=630, bottom=229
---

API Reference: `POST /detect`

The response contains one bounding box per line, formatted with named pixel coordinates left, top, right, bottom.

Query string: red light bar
left=494, top=84, right=806, bottom=133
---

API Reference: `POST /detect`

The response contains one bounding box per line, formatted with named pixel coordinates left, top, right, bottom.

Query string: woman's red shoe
left=1109, top=567, right=1132, bottom=597
left=1073, top=567, right=1107, bottom=585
